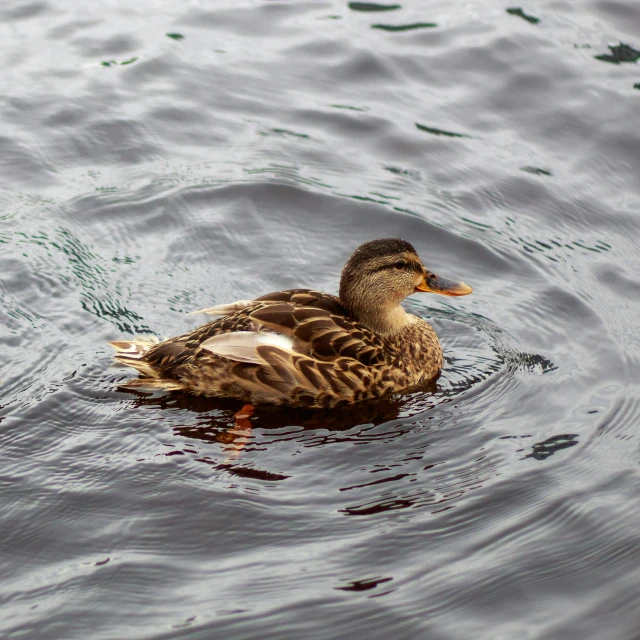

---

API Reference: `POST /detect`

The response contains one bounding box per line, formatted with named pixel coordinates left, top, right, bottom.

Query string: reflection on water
left=348, top=2, right=401, bottom=12
left=4, top=222, right=151, bottom=334
left=525, top=434, right=579, bottom=461
left=335, top=575, right=394, bottom=592
left=372, top=22, right=437, bottom=32
left=594, top=42, right=640, bottom=64
left=520, top=166, right=552, bottom=176
left=506, top=7, right=540, bottom=25
left=416, top=123, right=470, bottom=139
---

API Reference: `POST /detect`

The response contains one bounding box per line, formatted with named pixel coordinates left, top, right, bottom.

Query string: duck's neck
left=352, top=303, right=412, bottom=337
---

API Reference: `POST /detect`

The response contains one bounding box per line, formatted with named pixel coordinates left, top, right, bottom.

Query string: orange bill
left=415, top=270, right=473, bottom=296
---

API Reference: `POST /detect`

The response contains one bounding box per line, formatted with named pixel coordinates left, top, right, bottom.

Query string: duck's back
left=113, top=289, right=441, bottom=408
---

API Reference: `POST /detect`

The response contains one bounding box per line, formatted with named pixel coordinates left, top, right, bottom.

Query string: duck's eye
left=394, top=261, right=406, bottom=270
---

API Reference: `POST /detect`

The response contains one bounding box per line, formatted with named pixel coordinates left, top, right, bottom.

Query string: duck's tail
left=110, top=336, right=161, bottom=378
left=110, top=336, right=186, bottom=392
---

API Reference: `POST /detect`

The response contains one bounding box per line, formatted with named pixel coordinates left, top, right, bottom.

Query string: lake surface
left=2, top=1, right=640, bottom=638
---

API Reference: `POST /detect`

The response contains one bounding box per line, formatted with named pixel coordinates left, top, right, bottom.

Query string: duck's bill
left=415, top=273, right=473, bottom=296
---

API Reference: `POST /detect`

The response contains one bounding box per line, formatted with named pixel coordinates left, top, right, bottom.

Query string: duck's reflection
left=121, top=379, right=439, bottom=452
left=121, top=385, right=442, bottom=484
left=119, top=379, right=502, bottom=518
left=219, top=403, right=254, bottom=463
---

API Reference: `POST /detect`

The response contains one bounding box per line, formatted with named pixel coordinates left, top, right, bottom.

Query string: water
left=2, top=1, right=640, bottom=638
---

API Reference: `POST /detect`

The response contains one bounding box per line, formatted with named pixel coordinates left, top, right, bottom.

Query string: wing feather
left=187, top=299, right=253, bottom=316
left=255, top=289, right=346, bottom=315
left=200, top=331, right=294, bottom=364
left=113, top=286, right=388, bottom=406
left=248, top=302, right=389, bottom=366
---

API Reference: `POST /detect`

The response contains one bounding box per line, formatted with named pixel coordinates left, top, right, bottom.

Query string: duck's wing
left=196, top=331, right=386, bottom=407
left=130, top=290, right=342, bottom=374
left=115, top=290, right=394, bottom=405
left=254, top=289, right=347, bottom=315
left=179, top=290, right=388, bottom=367
left=181, top=290, right=344, bottom=345
left=184, top=340, right=378, bottom=407
left=248, top=302, right=389, bottom=366
left=188, top=289, right=346, bottom=317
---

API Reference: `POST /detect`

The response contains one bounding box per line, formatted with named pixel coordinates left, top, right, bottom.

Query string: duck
left=110, top=238, right=472, bottom=408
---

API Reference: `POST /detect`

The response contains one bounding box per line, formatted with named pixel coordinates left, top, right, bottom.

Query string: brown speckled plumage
left=110, top=239, right=471, bottom=408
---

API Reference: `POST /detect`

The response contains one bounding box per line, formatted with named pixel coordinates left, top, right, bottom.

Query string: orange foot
left=217, top=404, right=255, bottom=463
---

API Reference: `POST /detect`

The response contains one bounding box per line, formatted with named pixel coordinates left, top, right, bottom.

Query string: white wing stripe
left=200, top=331, right=294, bottom=363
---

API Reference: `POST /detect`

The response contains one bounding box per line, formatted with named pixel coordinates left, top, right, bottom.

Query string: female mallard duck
left=111, top=238, right=471, bottom=408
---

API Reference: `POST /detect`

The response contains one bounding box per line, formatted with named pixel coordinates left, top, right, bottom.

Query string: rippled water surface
left=2, top=1, right=640, bottom=638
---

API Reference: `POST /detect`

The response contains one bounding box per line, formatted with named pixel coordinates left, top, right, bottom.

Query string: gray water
left=2, top=1, right=640, bottom=638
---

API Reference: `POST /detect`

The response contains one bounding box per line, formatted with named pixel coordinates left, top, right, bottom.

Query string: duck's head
left=339, top=238, right=472, bottom=335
